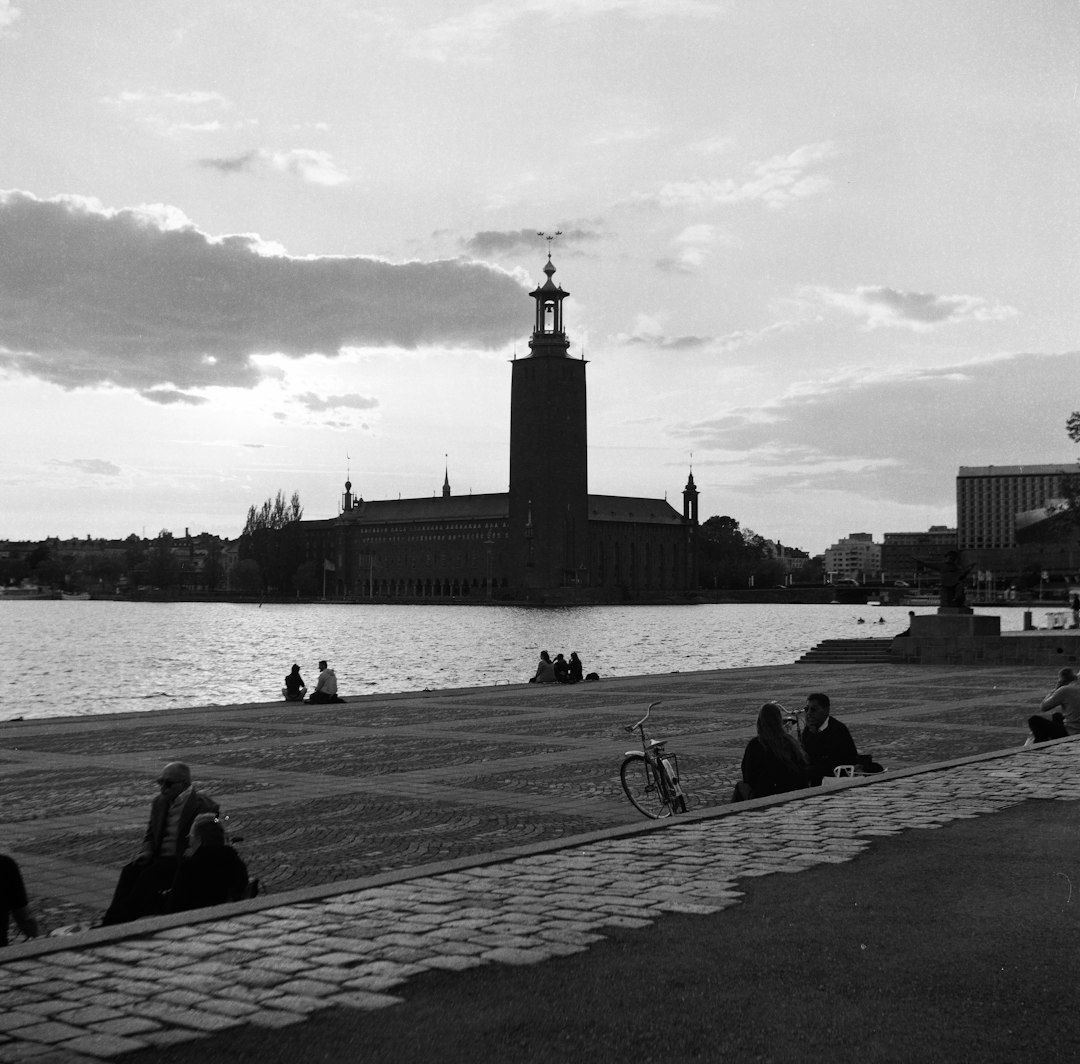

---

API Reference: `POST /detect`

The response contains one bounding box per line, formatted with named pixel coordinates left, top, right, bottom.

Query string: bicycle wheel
left=620, top=755, right=671, bottom=819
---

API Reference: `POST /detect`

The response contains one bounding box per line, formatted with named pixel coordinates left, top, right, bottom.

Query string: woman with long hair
left=738, top=701, right=809, bottom=800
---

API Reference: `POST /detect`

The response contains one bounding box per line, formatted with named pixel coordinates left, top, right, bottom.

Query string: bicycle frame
left=620, top=700, right=687, bottom=818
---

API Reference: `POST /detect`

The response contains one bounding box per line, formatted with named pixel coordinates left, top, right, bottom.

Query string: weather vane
left=536, top=230, right=563, bottom=259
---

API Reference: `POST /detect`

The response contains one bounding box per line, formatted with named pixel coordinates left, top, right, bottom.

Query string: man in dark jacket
left=800, top=692, right=859, bottom=786
left=102, top=761, right=219, bottom=925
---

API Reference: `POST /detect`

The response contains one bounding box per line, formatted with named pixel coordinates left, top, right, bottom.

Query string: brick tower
left=508, top=255, right=589, bottom=594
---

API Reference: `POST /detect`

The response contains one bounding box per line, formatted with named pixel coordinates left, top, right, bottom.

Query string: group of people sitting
left=529, top=650, right=587, bottom=684
left=283, top=660, right=345, bottom=704
left=737, top=692, right=880, bottom=801
left=102, top=761, right=252, bottom=927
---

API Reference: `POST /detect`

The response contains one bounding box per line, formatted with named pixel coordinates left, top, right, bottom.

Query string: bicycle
left=620, top=700, right=688, bottom=819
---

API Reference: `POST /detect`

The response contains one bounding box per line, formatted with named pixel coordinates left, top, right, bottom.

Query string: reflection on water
left=0, top=601, right=1031, bottom=721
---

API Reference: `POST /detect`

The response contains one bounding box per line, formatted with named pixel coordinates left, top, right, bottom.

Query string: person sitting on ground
left=1028, top=668, right=1080, bottom=743
left=799, top=692, right=859, bottom=786
left=166, top=813, right=250, bottom=913
left=738, top=702, right=810, bottom=800
left=568, top=651, right=584, bottom=684
left=282, top=663, right=306, bottom=702
left=553, top=652, right=570, bottom=683
left=102, top=761, right=219, bottom=925
left=530, top=650, right=556, bottom=684
left=1, top=853, right=39, bottom=946
left=307, top=660, right=343, bottom=704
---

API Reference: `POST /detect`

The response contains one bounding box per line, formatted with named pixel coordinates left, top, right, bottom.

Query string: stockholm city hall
left=296, top=255, right=700, bottom=602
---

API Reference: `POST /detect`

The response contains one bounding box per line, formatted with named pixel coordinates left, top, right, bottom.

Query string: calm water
left=0, top=601, right=1031, bottom=721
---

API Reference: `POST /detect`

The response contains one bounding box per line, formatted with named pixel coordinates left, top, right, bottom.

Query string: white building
left=823, top=532, right=881, bottom=582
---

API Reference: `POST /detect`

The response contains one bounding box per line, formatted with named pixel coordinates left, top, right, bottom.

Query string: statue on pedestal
left=913, top=550, right=975, bottom=610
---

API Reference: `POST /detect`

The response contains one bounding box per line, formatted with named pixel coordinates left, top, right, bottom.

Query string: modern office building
left=956, top=465, right=1074, bottom=551
left=294, top=256, right=699, bottom=601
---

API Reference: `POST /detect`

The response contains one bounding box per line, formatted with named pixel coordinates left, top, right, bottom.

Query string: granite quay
left=1, top=660, right=1078, bottom=1061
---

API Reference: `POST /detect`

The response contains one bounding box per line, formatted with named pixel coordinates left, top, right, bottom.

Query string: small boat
left=61, top=591, right=91, bottom=600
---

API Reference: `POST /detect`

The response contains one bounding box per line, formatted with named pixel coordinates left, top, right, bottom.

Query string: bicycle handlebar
left=627, top=700, right=663, bottom=733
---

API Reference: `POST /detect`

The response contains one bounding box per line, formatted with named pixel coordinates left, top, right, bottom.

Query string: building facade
left=823, top=532, right=881, bottom=582
left=880, top=526, right=957, bottom=583
left=294, top=257, right=698, bottom=602
left=957, top=465, right=1074, bottom=551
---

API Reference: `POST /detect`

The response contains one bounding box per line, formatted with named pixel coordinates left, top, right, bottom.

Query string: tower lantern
left=528, top=256, right=570, bottom=353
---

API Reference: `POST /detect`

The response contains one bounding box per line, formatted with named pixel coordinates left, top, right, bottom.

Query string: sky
left=1, top=0, right=1077, bottom=555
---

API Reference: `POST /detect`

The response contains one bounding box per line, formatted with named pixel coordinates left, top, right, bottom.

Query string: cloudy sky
left=1, top=0, right=1077, bottom=553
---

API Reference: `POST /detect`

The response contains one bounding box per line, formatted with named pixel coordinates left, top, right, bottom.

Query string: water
left=0, top=601, right=1032, bottom=721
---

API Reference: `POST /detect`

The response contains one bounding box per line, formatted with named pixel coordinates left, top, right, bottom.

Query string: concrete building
left=957, top=465, right=1074, bottom=551
left=823, top=532, right=881, bottom=583
left=881, top=526, right=957, bottom=584
left=294, top=256, right=699, bottom=602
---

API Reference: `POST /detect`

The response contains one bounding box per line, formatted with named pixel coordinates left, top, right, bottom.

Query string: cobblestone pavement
left=1, top=662, right=1075, bottom=1060
left=2, top=738, right=1078, bottom=1062
left=1, top=662, right=1053, bottom=930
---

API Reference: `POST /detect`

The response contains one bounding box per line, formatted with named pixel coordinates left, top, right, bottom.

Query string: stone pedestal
left=893, top=612, right=1002, bottom=664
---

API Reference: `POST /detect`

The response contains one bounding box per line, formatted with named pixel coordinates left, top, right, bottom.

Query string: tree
left=698, top=516, right=759, bottom=588
left=233, top=558, right=263, bottom=595
left=293, top=560, right=322, bottom=597
left=242, top=490, right=303, bottom=536
left=239, top=490, right=305, bottom=593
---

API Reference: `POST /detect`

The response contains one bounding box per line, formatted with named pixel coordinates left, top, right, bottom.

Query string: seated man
left=799, top=692, right=859, bottom=786
left=167, top=813, right=250, bottom=913
left=1, top=854, right=39, bottom=947
left=1028, top=668, right=1080, bottom=743
left=307, top=660, right=343, bottom=704
left=102, top=761, right=219, bottom=925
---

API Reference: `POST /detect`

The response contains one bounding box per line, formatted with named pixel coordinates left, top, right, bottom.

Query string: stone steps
left=796, top=638, right=896, bottom=664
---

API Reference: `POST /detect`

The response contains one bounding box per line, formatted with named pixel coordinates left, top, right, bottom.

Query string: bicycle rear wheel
left=620, top=755, right=671, bottom=819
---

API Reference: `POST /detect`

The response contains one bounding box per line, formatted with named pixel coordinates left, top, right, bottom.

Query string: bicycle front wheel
left=620, top=755, right=672, bottom=819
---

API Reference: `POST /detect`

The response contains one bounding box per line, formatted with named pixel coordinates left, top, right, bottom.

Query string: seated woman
left=167, top=814, right=250, bottom=913
left=568, top=652, right=584, bottom=684
left=530, top=651, right=557, bottom=684
left=282, top=664, right=306, bottom=702
left=738, top=702, right=810, bottom=800
left=553, top=653, right=570, bottom=683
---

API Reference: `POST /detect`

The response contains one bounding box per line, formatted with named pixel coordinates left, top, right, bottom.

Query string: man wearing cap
left=102, top=761, right=219, bottom=925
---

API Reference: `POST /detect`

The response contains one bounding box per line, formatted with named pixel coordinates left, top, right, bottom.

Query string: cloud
left=197, top=148, right=349, bottom=185
left=199, top=150, right=260, bottom=175
left=101, top=88, right=242, bottom=138
left=655, top=223, right=729, bottom=273
left=141, top=388, right=208, bottom=406
left=625, top=141, right=837, bottom=211
left=462, top=227, right=602, bottom=258
left=617, top=313, right=794, bottom=352
left=55, top=458, right=122, bottom=477
left=295, top=392, right=379, bottom=413
left=810, top=285, right=1018, bottom=331
left=671, top=352, right=1080, bottom=505
left=268, top=149, right=349, bottom=186
left=0, top=190, right=528, bottom=398
left=407, top=0, right=721, bottom=62
left=0, top=0, right=21, bottom=38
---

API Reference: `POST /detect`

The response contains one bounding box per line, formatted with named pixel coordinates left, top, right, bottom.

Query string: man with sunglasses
left=102, top=761, right=219, bottom=925
left=799, top=692, right=859, bottom=786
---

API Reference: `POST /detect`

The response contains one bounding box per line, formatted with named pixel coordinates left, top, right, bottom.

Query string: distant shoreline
left=1, top=589, right=1051, bottom=608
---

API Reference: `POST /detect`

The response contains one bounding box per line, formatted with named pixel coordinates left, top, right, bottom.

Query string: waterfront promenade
left=2, top=660, right=1079, bottom=1061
